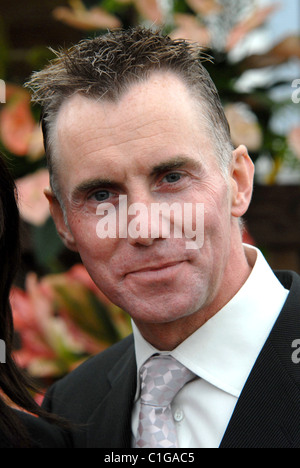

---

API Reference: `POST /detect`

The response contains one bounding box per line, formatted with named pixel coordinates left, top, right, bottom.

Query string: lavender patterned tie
left=135, top=355, right=195, bottom=448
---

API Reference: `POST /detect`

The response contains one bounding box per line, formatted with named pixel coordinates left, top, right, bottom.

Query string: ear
left=230, top=145, right=255, bottom=218
left=44, top=188, right=78, bottom=252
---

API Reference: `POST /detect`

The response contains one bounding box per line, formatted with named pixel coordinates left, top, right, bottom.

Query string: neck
left=134, top=242, right=254, bottom=351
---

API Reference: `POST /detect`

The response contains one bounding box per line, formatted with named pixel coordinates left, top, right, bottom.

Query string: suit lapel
left=86, top=343, right=137, bottom=448
left=221, top=271, right=300, bottom=448
left=220, top=340, right=300, bottom=447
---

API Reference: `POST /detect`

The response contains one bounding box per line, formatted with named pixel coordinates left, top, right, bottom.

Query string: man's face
left=52, top=73, right=241, bottom=327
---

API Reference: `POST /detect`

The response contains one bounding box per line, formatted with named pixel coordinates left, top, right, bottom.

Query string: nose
left=125, top=194, right=162, bottom=247
left=127, top=201, right=157, bottom=247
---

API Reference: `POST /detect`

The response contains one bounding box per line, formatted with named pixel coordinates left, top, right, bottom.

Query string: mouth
left=125, top=261, right=186, bottom=282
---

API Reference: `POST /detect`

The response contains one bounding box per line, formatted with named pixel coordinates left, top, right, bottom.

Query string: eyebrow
left=71, top=179, right=123, bottom=201
left=71, top=155, right=203, bottom=201
left=150, top=156, right=203, bottom=177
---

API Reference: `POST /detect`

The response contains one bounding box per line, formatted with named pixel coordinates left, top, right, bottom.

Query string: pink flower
left=225, top=103, right=262, bottom=152
left=65, top=264, right=111, bottom=305
left=0, top=87, right=35, bottom=156
left=10, top=265, right=132, bottom=380
left=186, top=0, right=223, bottom=16
left=171, top=14, right=211, bottom=46
left=10, top=272, right=101, bottom=377
left=43, top=264, right=132, bottom=346
left=134, top=0, right=164, bottom=24
left=53, top=0, right=121, bottom=30
left=116, top=0, right=164, bottom=23
left=10, top=275, right=57, bottom=371
left=16, top=169, right=50, bottom=226
left=0, top=85, right=44, bottom=159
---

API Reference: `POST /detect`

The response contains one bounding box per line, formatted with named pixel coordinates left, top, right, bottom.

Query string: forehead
left=57, top=72, right=205, bottom=126
left=53, top=72, right=213, bottom=193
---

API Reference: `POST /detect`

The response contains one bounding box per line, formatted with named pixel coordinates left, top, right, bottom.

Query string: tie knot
left=139, top=355, right=194, bottom=407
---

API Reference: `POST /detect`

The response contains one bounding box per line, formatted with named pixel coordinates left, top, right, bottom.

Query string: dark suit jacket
left=42, top=271, right=300, bottom=448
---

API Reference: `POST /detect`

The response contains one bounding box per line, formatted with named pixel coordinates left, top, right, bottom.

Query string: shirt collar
left=132, top=245, right=289, bottom=398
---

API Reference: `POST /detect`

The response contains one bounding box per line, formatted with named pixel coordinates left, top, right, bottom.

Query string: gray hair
left=25, top=27, right=233, bottom=202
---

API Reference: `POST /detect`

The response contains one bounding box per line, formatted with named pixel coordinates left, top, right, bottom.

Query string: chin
left=124, top=295, right=202, bottom=325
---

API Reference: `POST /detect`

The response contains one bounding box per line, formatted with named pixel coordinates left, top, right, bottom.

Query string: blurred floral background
left=0, top=0, right=299, bottom=393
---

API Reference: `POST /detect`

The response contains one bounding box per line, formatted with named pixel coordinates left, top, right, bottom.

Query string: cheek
left=204, top=186, right=231, bottom=232
left=72, top=217, right=96, bottom=247
left=69, top=214, right=114, bottom=266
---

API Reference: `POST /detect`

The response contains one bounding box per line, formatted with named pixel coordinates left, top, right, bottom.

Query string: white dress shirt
left=131, top=245, right=289, bottom=448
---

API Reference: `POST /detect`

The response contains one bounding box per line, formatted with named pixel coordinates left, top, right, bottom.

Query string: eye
left=163, top=172, right=183, bottom=184
left=89, top=190, right=112, bottom=202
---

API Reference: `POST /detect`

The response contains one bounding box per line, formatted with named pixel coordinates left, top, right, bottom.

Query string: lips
left=123, top=260, right=187, bottom=284
left=129, top=261, right=182, bottom=275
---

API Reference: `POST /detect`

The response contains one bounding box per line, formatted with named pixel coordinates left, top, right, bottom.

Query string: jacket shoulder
left=275, top=270, right=300, bottom=290
left=43, top=334, right=134, bottom=418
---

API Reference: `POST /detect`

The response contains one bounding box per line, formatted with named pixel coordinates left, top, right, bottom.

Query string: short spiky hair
left=26, top=27, right=233, bottom=200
